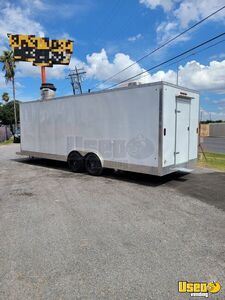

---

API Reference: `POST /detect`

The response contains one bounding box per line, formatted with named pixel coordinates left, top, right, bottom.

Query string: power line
left=106, top=32, right=225, bottom=89
left=104, top=32, right=225, bottom=90
left=90, top=5, right=225, bottom=91
left=137, top=38, right=225, bottom=83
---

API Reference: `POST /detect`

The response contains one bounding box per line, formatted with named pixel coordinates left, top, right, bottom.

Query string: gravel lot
left=0, top=144, right=224, bottom=300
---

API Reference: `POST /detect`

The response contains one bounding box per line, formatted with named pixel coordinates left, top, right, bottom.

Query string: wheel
left=85, top=153, right=103, bottom=176
left=68, top=152, right=84, bottom=172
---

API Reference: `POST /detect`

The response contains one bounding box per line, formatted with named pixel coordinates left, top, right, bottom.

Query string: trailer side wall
left=20, top=84, right=161, bottom=169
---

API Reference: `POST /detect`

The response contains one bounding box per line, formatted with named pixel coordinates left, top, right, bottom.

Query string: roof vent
left=40, top=83, right=56, bottom=100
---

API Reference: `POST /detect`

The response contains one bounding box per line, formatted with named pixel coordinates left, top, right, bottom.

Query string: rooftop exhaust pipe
left=40, top=83, right=56, bottom=100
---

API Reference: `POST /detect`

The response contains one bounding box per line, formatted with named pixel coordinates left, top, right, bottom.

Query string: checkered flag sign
left=8, top=34, right=73, bottom=67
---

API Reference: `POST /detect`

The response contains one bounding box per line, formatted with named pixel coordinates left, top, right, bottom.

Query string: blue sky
left=0, top=0, right=225, bottom=120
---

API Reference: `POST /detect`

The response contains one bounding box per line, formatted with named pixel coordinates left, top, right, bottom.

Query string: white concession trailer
left=18, top=82, right=199, bottom=176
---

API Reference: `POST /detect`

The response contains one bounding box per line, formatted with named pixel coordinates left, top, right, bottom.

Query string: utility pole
left=176, top=62, right=179, bottom=85
left=12, top=76, right=17, bottom=133
left=66, top=67, right=86, bottom=95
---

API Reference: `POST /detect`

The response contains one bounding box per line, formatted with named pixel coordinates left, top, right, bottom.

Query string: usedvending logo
left=178, top=281, right=221, bottom=298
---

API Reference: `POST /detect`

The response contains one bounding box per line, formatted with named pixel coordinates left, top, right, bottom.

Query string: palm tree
left=2, top=92, right=9, bottom=103
left=0, top=50, right=17, bottom=133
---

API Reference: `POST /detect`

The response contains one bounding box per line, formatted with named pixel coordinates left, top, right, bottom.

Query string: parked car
left=14, top=128, right=20, bottom=143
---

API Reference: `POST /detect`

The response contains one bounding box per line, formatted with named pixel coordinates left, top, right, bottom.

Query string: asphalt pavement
left=0, top=144, right=224, bottom=299
left=201, top=137, right=225, bottom=154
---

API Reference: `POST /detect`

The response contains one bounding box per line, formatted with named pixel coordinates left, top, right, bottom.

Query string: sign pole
left=41, top=66, right=46, bottom=84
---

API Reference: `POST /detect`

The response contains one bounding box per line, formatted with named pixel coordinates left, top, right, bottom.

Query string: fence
left=200, top=123, right=225, bottom=137
left=0, top=126, right=12, bottom=142
left=200, top=124, right=209, bottom=137
left=209, top=123, right=225, bottom=137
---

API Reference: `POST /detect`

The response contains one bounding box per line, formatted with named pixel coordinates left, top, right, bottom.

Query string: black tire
left=68, top=152, right=84, bottom=173
left=85, top=153, right=103, bottom=176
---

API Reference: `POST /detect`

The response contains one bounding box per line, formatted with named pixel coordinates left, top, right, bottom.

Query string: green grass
left=0, top=136, right=14, bottom=145
left=198, top=152, right=225, bottom=172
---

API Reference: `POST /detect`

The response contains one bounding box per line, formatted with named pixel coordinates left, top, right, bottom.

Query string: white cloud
left=21, top=0, right=47, bottom=11
left=14, top=57, right=83, bottom=80
left=29, top=48, right=224, bottom=120
left=174, top=0, right=225, bottom=29
left=200, top=108, right=225, bottom=121
left=83, top=49, right=151, bottom=85
left=209, top=112, right=225, bottom=120
left=150, top=69, right=176, bottom=82
left=78, top=49, right=225, bottom=93
left=139, top=0, right=174, bottom=12
left=142, top=0, right=225, bottom=43
left=213, top=99, right=225, bottom=105
left=0, top=1, right=76, bottom=82
left=2, top=43, right=224, bottom=119
left=16, top=62, right=40, bottom=78
left=0, top=3, right=44, bottom=40
left=128, top=33, right=143, bottom=42
left=179, top=60, right=225, bottom=91
left=212, top=99, right=225, bottom=116
left=16, top=62, right=70, bottom=80
left=68, top=57, right=85, bottom=70
left=0, top=0, right=45, bottom=85
left=210, top=53, right=225, bottom=60
left=156, top=21, right=190, bottom=43
left=45, top=67, right=65, bottom=80
left=0, top=72, right=7, bottom=89
left=148, top=59, right=225, bottom=92
left=0, top=71, right=24, bottom=101
left=21, top=0, right=93, bottom=19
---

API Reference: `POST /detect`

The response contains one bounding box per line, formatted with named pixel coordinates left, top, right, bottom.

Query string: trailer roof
left=20, top=81, right=199, bottom=104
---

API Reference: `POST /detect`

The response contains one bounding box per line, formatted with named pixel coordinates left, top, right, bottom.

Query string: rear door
left=175, top=98, right=191, bottom=165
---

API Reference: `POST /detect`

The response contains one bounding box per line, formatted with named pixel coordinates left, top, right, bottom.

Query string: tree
left=0, top=50, right=17, bottom=132
left=0, top=101, right=19, bottom=133
left=2, top=92, right=9, bottom=103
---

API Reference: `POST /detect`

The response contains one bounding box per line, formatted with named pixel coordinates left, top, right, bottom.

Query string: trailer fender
left=67, top=150, right=105, bottom=167
left=67, top=151, right=84, bottom=172
left=83, top=151, right=104, bottom=168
